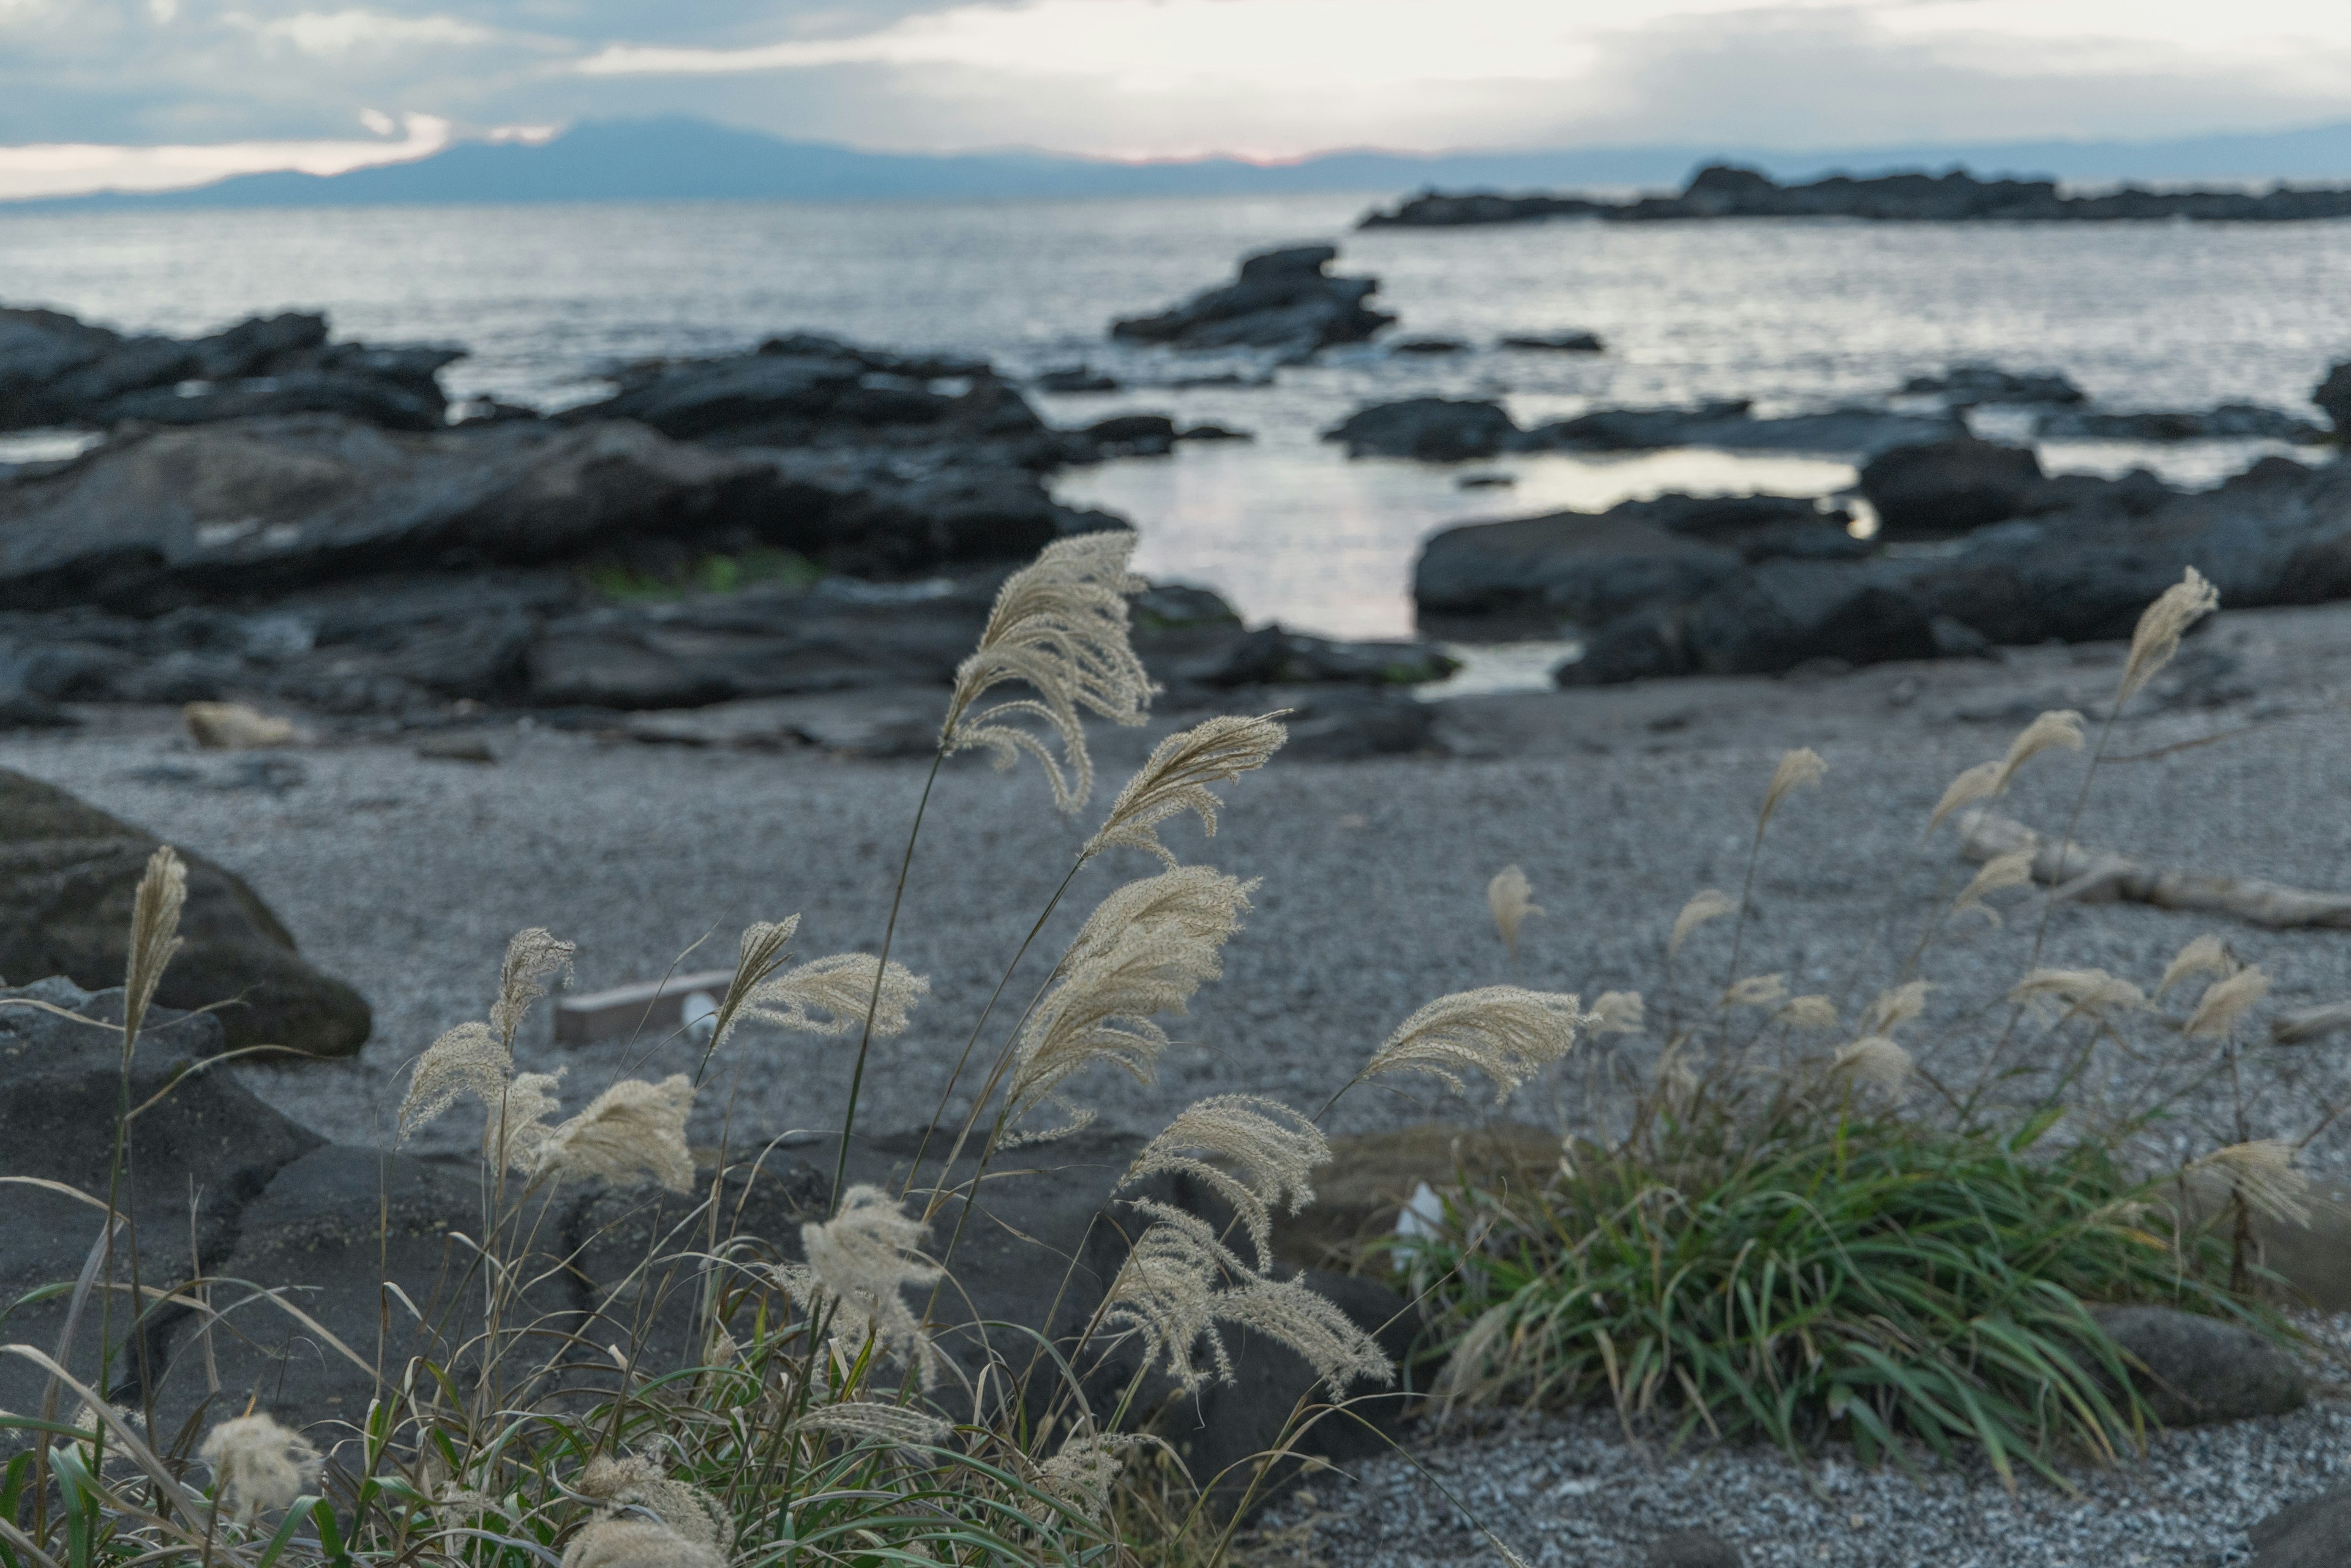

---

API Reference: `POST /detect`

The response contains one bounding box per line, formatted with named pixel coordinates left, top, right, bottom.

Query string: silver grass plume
left=1030, top=1427, right=1150, bottom=1524
left=743, top=953, right=929, bottom=1038
left=198, top=1412, right=320, bottom=1525
left=576, top=1455, right=735, bottom=1554
left=940, top=532, right=1155, bottom=813
left=1099, top=1201, right=1247, bottom=1392
left=1085, top=712, right=1287, bottom=866
left=2183, top=966, right=2270, bottom=1040
left=2187, top=1139, right=2311, bottom=1226
left=1859, top=980, right=1930, bottom=1038
left=489, top=927, right=576, bottom=1046
left=2012, top=967, right=2145, bottom=1020
left=1212, top=1273, right=1394, bottom=1396
left=530, top=1074, right=697, bottom=1192
left=1122, top=1094, right=1327, bottom=1271
left=791, top=1401, right=951, bottom=1448
left=486, top=1068, right=566, bottom=1176
left=122, top=847, right=186, bottom=1047
left=1485, top=865, right=1540, bottom=960
left=1774, top=995, right=1840, bottom=1032
left=1831, top=1036, right=1914, bottom=1100
left=774, top=1184, right=943, bottom=1386
left=1591, top=991, right=1646, bottom=1035
left=400, top=928, right=575, bottom=1139
left=1758, top=747, right=1826, bottom=831
left=562, top=1519, right=724, bottom=1568
left=1925, top=710, right=2086, bottom=836
left=705, top=917, right=800, bottom=1053
left=1362, top=987, right=1593, bottom=1103
left=2158, top=935, right=2234, bottom=1000
left=1003, top=866, right=1254, bottom=1128
left=1718, top=973, right=1788, bottom=1011
left=2117, top=567, right=2219, bottom=706
left=1951, top=849, right=2036, bottom=926
left=1669, top=890, right=1735, bottom=958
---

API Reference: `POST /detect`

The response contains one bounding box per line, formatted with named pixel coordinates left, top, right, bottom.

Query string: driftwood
left=2274, top=1001, right=2351, bottom=1045
left=1955, top=810, right=2351, bottom=930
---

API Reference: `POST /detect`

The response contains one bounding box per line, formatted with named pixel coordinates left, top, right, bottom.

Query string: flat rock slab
left=0, top=770, right=370, bottom=1055
left=2251, top=1482, right=2351, bottom=1567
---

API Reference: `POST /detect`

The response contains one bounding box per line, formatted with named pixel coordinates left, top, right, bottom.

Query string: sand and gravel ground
left=2, top=599, right=2349, bottom=1565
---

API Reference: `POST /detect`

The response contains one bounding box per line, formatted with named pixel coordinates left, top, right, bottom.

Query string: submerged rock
left=1901, top=363, right=2085, bottom=406
left=1110, top=244, right=1393, bottom=358
left=2036, top=403, right=2327, bottom=443
left=1327, top=395, right=1955, bottom=462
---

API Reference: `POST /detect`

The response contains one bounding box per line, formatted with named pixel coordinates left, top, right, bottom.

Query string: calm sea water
left=5, top=194, right=2350, bottom=637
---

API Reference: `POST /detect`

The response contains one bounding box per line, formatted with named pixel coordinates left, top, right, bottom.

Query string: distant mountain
left=15, top=114, right=2351, bottom=211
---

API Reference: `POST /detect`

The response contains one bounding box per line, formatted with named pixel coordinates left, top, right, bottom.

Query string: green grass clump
left=1414, top=1100, right=2276, bottom=1487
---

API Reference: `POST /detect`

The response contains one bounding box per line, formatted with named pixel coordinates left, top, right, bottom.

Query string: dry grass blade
left=1669, top=890, right=1735, bottom=957
left=1926, top=760, right=2005, bottom=839
left=1485, top=865, right=1540, bottom=960
left=2183, top=966, right=2270, bottom=1040
left=121, top=847, right=186, bottom=1046
left=744, top=953, right=929, bottom=1038
left=1758, top=747, right=1826, bottom=831
left=1085, top=711, right=1287, bottom=865
left=1122, top=1094, right=1327, bottom=1270
left=1362, top=987, right=1592, bottom=1103
left=1958, top=809, right=2351, bottom=929
left=2117, top=566, right=2219, bottom=705
left=940, top=532, right=1155, bottom=813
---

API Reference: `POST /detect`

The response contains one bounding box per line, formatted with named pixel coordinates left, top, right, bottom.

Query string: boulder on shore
left=1859, top=437, right=2045, bottom=538
left=0, top=770, right=372, bottom=1056
left=1110, top=244, right=1393, bottom=358
left=1325, top=397, right=1517, bottom=461
left=1902, top=363, right=2085, bottom=406
left=2309, top=361, right=2351, bottom=439
left=2036, top=403, right=2327, bottom=443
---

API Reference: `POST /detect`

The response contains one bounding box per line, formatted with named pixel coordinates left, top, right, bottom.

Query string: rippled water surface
left=6, top=195, right=2349, bottom=635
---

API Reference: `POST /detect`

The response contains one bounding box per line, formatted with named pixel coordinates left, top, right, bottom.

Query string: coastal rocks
left=1359, top=162, right=2351, bottom=227
left=1033, top=366, right=1119, bottom=393
left=1325, top=397, right=1517, bottom=461
left=1110, top=244, right=1393, bottom=359
left=2312, top=362, right=2351, bottom=438
left=2249, top=1483, right=2351, bottom=1567
left=0, top=770, right=373, bottom=1055
left=1176, top=626, right=1458, bottom=689
left=1858, top=437, right=2045, bottom=537
left=1500, top=329, right=1605, bottom=352
left=1902, top=364, right=2085, bottom=406
left=2036, top=404, right=2328, bottom=443
left=0, top=306, right=461, bottom=432
left=2090, top=1305, right=2306, bottom=1425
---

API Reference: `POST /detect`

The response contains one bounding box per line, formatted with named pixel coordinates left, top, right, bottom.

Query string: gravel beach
left=1, top=599, right=2347, bottom=1566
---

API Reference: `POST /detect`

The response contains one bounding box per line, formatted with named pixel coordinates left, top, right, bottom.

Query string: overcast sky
left=6, top=0, right=2351, bottom=197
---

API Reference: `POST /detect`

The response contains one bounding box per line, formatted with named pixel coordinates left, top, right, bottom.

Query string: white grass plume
left=2183, top=966, right=2270, bottom=1040
left=1003, top=866, right=1254, bottom=1128
left=1859, top=980, right=1931, bottom=1038
left=705, top=917, right=799, bottom=1053
left=123, top=847, right=186, bottom=1044
left=1212, top=1274, right=1393, bottom=1397
left=2187, top=1139, right=2310, bottom=1226
left=743, top=953, right=929, bottom=1038
left=562, top=1518, right=724, bottom=1568
left=1122, top=1094, right=1326, bottom=1270
left=791, top=1401, right=952, bottom=1448
left=1485, top=865, right=1540, bottom=960
left=1758, top=747, right=1826, bottom=831
left=1774, top=995, right=1840, bottom=1032
left=2117, top=566, right=2219, bottom=706
left=1361, top=987, right=1592, bottom=1103
left=1832, top=1036, right=1914, bottom=1100
left=490, top=928, right=575, bottom=1046
left=530, top=1075, right=696, bottom=1192
left=487, top=1069, right=566, bottom=1176
left=1926, top=710, right=2085, bottom=836
left=774, top=1184, right=943, bottom=1386
left=2158, top=935, right=2234, bottom=1000
left=1718, top=973, right=1788, bottom=1011
left=1669, top=890, right=1735, bottom=958
left=1099, top=1201, right=1246, bottom=1392
left=1951, top=850, right=2036, bottom=926
left=576, top=1455, right=734, bottom=1553
left=1591, top=991, right=1646, bottom=1035
left=1085, top=712, right=1286, bottom=866
left=2012, top=967, right=2145, bottom=1020
left=940, top=533, right=1155, bottom=813
left=402, top=928, right=576, bottom=1139
left=1031, top=1427, right=1149, bottom=1523
left=198, top=1412, right=320, bottom=1524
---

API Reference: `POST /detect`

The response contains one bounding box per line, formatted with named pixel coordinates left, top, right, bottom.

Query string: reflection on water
left=1056, top=442, right=1856, bottom=639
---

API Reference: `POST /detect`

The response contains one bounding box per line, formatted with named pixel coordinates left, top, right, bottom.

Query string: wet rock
left=1359, top=190, right=1613, bottom=228
left=1177, top=625, right=1457, bottom=689
left=1500, top=329, right=1604, bottom=352
left=2091, top=1305, right=2306, bottom=1425
left=1325, top=397, right=1516, bottom=461
left=0, top=689, right=75, bottom=728
left=2249, top=1482, right=2351, bottom=1567
left=1109, top=244, right=1393, bottom=358
left=1858, top=437, right=2045, bottom=537
left=1555, top=608, right=1692, bottom=686
left=2312, top=361, right=2351, bottom=438
left=1414, top=508, right=1743, bottom=634
left=0, top=769, right=372, bottom=1055
left=2036, top=403, right=2326, bottom=443
left=1082, top=413, right=1179, bottom=454
left=1177, top=423, right=1251, bottom=442
left=1532, top=400, right=1959, bottom=457
left=1033, top=366, right=1119, bottom=393
left=1390, top=336, right=1466, bottom=354
left=1902, top=363, right=2085, bottom=406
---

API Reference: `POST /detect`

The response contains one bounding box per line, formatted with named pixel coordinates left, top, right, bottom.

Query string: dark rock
left=1180, top=625, right=1457, bottom=688
left=1928, top=614, right=1995, bottom=659
left=1110, top=244, right=1393, bottom=358
left=0, top=689, right=75, bottom=728
left=2249, top=1482, right=2351, bottom=1567
left=1647, top=1529, right=1743, bottom=1568
left=1533, top=401, right=1959, bottom=457
left=1033, top=366, right=1120, bottom=393
left=1555, top=608, right=1691, bottom=686
left=2036, top=403, right=2327, bottom=443
left=2090, top=1305, right=2305, bottom=1425
left=1176, top=424, right=1251, bottom=443
left=1685, top=560, right=1940, bottom=673
left=1902, top=364, right=2085, bottom=405
left=2312, top=361, right=2351, bottom=438
left=1133, top=582, right=1242, bottom=630
left=17, top=640, right=137, bottom=699
left=1359, top=190, right=1612, bottom=228
left=1083, top=413, right=1179, bottom=454
left=0, top=769, right=372, bottom=1055
left=1390, top=336, right=1466, bottom=354
left=1414, top=508, right=1743, bottom=634
left=1859, top=437, right=2045, bottom=537
left=1276, top=687, right=1444, bottom=760
left=1325, top=398, right=1517, bottom=462
left=0, top=977, right=323, bottom=1419
left=1499, top=329, right=1605, bottom=352
left=100, top=367, right=449, bottom=433
left=449, top=396, right=542, bottom=426
left=1457, top=472, right=1514, bottom=489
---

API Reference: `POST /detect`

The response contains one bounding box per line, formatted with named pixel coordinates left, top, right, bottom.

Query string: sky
left=6, top=0, right=2351, bottom=197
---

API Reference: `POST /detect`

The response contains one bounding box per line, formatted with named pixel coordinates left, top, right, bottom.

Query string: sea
left=5, top=192, right=2350, bottom=643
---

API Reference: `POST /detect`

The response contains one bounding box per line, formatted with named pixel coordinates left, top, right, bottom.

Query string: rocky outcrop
left=0, top=771, right=372, bottom=1055
left=1858, top=437, right=2045, bottom=538
left=1327, top=396, right=1957, bottom=462
left=0, top=306, right=461, bottom=432
left=1359, top=162, right=2351, bottom=227
left=1902, top=364, right=2084, bottom=406
left=1499, top=329, right=1605, bottom=353
left=2036, top=404, right=2328, bottom=443
left=1110, top=245, right=1393, bottom=359
left=2312, top=362, right=2351, bottom=439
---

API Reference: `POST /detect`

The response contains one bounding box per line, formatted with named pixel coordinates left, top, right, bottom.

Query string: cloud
left=0, top=111, right=454, bottom=198
left=224, top=8, right=503, bottom=56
